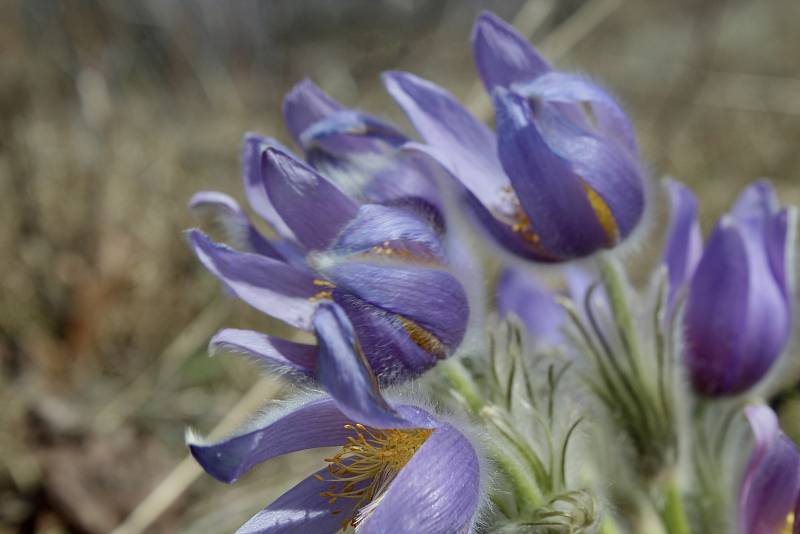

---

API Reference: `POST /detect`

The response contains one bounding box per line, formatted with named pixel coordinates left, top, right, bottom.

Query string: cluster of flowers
left=185, top=11, right=798, bottom=534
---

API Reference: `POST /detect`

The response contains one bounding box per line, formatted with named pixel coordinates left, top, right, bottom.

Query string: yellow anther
left=369, top=240, right=416, bottom=260
left=497, top=185, right=568, bottom=262
left=309, top=279, right=335, bottom=303
left=398, top=316, right=447, bottom=359
left=581, top=181, right=619, bottom=245
left=318, top=424, right=433, bottom=528
left=309, top=290, right=333, bottom=303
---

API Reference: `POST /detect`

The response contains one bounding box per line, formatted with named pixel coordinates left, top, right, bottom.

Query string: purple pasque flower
left=678, top=180, right=793, bottom=396
left=282, top=78, right=440, bottom=208
left=496, top=266, right=564, bottom=344
left=739, top=405, right=800, bottom=534
left=189, top=143, right=468, bottom=385
left=382, top=11, right=645, bottom=262
left=188, top=323, right=483, bottom=534
left=192, top=78, right=443, bottom=263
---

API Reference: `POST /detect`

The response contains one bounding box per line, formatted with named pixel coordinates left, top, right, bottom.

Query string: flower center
left=317, top=423, right=433, bottom=528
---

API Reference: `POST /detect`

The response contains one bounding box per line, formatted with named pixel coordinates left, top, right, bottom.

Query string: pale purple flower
left=188, top=384, right=482, bottom=533
left=188, top=87, right=469, bottom=386
left=189, top=201, right=467, bottom=383
left=382, top=11, right=645, bottom=262
left=678, top=181, right=793, bottom=396
left=739, top=405, right=800, bottom=534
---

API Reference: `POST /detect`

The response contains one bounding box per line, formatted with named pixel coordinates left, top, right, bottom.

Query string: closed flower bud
left=681, top=181, right=793, bottom=396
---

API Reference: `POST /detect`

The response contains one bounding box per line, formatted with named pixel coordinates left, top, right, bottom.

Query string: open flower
left=188, top=389, right=482, bottom=533
left=190, top=142, right=468, bottom=384
left=680, top=181, right=794, bottom=396
left=739, top=405, right=800, bottom=534
left=383, top=11, right=645, bottom=262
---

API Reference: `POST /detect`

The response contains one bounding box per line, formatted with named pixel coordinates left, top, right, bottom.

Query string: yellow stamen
left=784, top=512, right=795, bottom=534
left=501, top=186, right=541, bottom=245
left=319, top=423, right=433, bottom=528
left=366, top=240, right=441, bottom=266
left=310, top=279, right=336, bottom=303
left=496, top=185, right=563, bottom=261
left=398, top=316, right=447, bottom=359
left=370, top=240, right=413, bottom=259
left=581, top=181, right=619, bottom=245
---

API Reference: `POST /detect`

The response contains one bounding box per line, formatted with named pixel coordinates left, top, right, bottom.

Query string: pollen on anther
left=316, top=423, right=433, bottom=528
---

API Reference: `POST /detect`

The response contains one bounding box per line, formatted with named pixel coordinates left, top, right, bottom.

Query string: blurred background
left=1, top=0, right=798, bottom=532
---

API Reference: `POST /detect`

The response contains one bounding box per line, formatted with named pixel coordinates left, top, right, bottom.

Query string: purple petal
left=360, top=149, right=443, bottom=208
left=733, top=180, right=792, bottom=300
left=732, top=180, right=780, bottom=223
left=735, top=227, right=792, bottom=389
left=685, top=216, right=789, bottom=395
left=382, top=72, right=510, bottom=212
left=564, top=265, right=608, bottom=322
left=189, top=230, right=317, bottom=330
left=512, top=72, right=637, bottom=153
left=209, top=328, right=316, bottom=376
left=531, top=98, right=645, bottom=241
left=471, top=11, right=550, bottom=92
left=189, top=191, right=287, bottom=260
left=663, top=180, right=702, bottom=308
left=496, top=267, right=564, bottom=344
left=188, top=397, right=353, bottom=483
left=282, top=79, right=342, bottom=147
left=334, top=293, right=440, bottom=380
left=235, top=465, right=355, bottom=534
left=312, top=302, right=411, bottom=429
left=357, top=422, right=480, bottom=533
left=262, top=147, right=358, bottom=251
left=323, top=261, right=468, bottom=353
left=684, top=219, right=750, bottom=395
left=291, top=108, right=428, bottom=206
left=299, top=110, right=407, bottom=156
left=745, top=405, right=781, bottom=467
left=464, top=194, right=561, bottom=261
left=494, top=88, right=610, bottom=259
left=330, top=204, right=445, bottom=264
left=739, top=405, right=800, bottom=534
left=241, top=134, right=299, bottom=243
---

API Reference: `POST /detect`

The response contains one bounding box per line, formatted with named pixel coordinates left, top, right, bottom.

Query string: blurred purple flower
left=383, top=11, right=645, bottom=262
left=496, top=266, right=564, bottom=344
left=739, top=405, right=800, bottom=534
left=188, top=389, right=482, bottom=533
left=189, top=114, right=468, bottom=385
left=680, top=181, right=793, bottom=396
left=662, top=179, right=703, bottom=311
